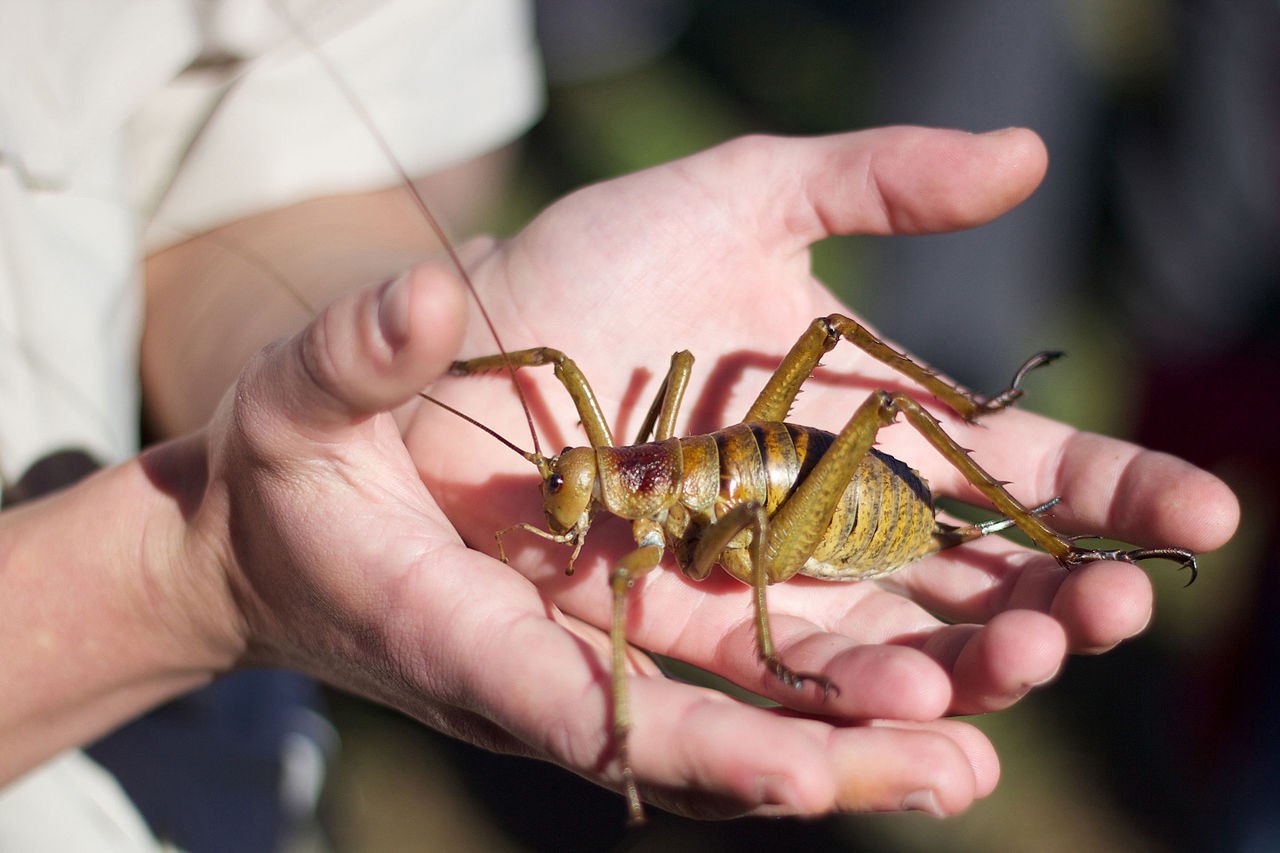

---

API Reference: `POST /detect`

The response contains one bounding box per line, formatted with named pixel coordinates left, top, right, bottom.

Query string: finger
left=872, top=718, right=1002, bottom=799
left=1051, top=431, right=1239, bottom=553
left=907, top=412, right=1239, bottom=554
left=629, top=690, right=995, bottom=819
left=703, top=126, right=1048, bottom=246
left=750, top=581, right=1071, bottom=715
left=914, top=609, right=1067, bottom=714
left=247, top=262, right=469, bottom=440
left=885, top=535, right=1157, bottom=654
left=712, top=608, right=955, bottom=721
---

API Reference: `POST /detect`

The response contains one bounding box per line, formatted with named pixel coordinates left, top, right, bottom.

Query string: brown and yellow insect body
left=461, top=323, right=1198, bottom=826
left=590, top=423, right=939, bottom=584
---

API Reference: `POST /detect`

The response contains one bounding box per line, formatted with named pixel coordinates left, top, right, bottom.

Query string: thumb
left=245, top=262, right=469, bottom=439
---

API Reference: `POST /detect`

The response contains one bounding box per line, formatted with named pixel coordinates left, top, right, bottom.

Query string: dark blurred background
left=319, top=2, right=1280, bottom=851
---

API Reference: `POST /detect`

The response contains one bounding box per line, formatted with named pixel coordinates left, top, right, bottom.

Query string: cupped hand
left=405, top=126, right=1239, bottom=724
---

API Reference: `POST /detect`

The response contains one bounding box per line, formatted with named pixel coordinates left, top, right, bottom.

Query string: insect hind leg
left=745, top=314, right=1061, bottom=424
left=888, top=393, right=1198, bottom=579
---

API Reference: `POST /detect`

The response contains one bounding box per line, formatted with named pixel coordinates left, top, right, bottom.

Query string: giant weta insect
left=278, top=7, right=1199, bottom=827
left=449, top=324, right=1197, bottom=825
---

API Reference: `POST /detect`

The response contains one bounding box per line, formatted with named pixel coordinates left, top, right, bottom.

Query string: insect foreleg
left=452, top=348, right=615, bottom=448
left=494, top=520, right=586, bottom=569
left=932, top=497, right=1063, bottom=550
left=746, top=314, right=1062, bottom=424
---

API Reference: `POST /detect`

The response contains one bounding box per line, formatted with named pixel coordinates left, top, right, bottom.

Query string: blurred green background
left=318, top=2, right=1279, bottom=851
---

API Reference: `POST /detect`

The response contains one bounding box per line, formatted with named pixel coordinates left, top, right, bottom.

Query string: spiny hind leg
left=684, top=502, right=836, bottom=696
left=886, top=392, right=1198, bottom=580
left=745, top=314, right=1061, bottom=423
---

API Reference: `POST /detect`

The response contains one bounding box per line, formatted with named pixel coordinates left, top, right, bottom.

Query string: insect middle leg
left=682, top=501, right=837, bottom=695
left=633, top=350, right=695, bottom=443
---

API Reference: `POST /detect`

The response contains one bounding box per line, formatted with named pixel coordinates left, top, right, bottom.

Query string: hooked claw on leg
left=971, top=350, right=1066, bottom=417
left=1063, top=540, right=1199, bottom=587
left=764, top=656, right=840, bottom=699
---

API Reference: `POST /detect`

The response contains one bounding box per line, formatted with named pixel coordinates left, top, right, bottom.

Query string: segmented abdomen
left=673, top=422, right=938, bottom=580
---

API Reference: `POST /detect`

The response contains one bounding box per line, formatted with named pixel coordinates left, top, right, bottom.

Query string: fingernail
left=980, top=126, right=1022, bottom=137
left=1031, top=666, right=1062, bottom=689
left=377, top=273, right=411, bottom=350
left=902, top=789, right=945, bottom=818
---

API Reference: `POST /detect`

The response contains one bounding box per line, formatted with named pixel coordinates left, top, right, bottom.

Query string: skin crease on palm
left=192, top=126, right=1238, bottom=822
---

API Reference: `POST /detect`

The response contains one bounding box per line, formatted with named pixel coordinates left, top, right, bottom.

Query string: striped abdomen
left=660, top=422, right=939, bottom=581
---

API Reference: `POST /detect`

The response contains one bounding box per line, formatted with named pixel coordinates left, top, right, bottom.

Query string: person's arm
left=0, top=433, right=229, bottom=782
left=0, top=263, right=468, bottom=788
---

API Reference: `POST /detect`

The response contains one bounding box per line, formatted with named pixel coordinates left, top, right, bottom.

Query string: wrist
left=0, top=433, right=245, bottom=782
left=133, top=432, right=250, bottom=671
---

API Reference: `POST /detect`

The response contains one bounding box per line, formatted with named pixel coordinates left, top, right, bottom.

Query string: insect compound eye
left=547, top=473, right=565, bottom=494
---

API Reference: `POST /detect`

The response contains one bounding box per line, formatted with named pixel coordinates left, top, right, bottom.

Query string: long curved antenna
left=274, top=2, right=544, bottom=459
left=416, top=392, right=544, bottom=470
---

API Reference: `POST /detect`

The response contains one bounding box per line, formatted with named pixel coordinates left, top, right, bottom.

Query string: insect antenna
left=420, top=395, right=546, bottom=468
left=274, top=2, right=544, bottom=461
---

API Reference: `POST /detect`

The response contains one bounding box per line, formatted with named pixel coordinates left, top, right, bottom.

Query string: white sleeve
left=0, top=1, right=199, bottom=485
left=136, top=0, right=544, bottom=249
left=0, top=752, right=165, bottom=853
